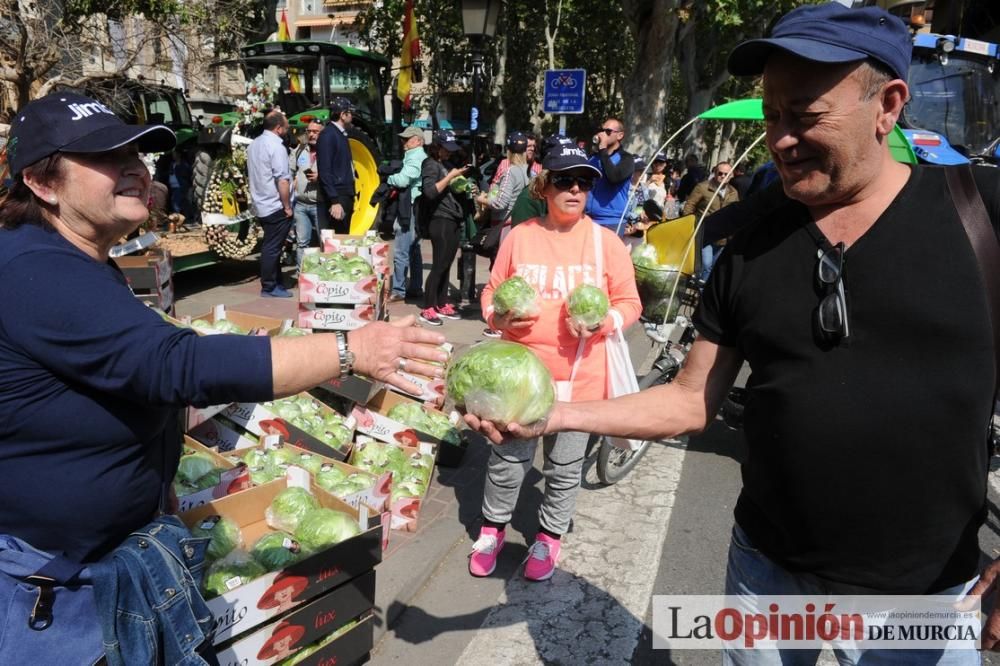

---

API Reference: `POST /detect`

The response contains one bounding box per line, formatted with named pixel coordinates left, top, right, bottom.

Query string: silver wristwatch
left=334, top=331, right=355, bottom=378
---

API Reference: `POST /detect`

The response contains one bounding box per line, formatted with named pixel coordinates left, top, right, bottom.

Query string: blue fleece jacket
left=0, top=224, right=273, bottom=561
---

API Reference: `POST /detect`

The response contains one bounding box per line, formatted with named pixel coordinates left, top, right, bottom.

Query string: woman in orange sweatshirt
left=470, top=145, right=641, bottom=581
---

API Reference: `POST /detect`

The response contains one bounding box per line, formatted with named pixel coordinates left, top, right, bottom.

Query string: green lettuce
left=250, top=531, right=307, bottom=571
left=294, top=508, right=362, bottom=550
left=202, top=551, right=266, bottom=598
left=265, top=487, right=320, bottom=532
left=190, top=515, right=242, bottom=561
left=566, top=284, right=610, bottom=328
left=492, top=276, right=539, bottom=318
left=445, top=341, right=554, bottom=426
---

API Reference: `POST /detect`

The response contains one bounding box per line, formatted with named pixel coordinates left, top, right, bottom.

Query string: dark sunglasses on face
left=551, top=174, right=595, bottom=192
left=597, top=127, right=620, bottom=135
left=814, top=243, right=850, bottom=344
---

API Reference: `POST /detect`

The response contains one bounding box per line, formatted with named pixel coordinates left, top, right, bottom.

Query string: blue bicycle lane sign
left=543, top=69, right=586, bottom=114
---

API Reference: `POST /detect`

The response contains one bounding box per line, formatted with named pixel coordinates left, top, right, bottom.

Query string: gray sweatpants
left=481, top=430, right=591, bottom=535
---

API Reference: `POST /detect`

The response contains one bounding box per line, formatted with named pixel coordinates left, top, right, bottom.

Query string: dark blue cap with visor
left=7, top=92, right=175, bottom=177
left=727, top=2, right=912, bottom=82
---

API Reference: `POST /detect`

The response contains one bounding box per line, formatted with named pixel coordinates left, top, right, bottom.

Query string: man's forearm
left=556, top=382, right=708, bottom=441
left=277, top=179, right=292, bottom=211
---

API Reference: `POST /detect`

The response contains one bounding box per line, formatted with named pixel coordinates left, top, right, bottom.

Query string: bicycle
left=594, top=269, right=701, bottom=484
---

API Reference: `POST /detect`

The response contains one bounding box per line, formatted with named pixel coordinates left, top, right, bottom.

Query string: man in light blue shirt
left=247, top=111, right=294, bottom=297
left=387, top=126, right=427, bottom=302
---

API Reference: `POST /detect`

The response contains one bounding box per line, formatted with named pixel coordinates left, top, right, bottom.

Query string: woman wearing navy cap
left=0, top=92, right=445, bottom=662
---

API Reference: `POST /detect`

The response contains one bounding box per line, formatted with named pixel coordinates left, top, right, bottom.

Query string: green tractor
left=196, top=40, right=393, bottom=235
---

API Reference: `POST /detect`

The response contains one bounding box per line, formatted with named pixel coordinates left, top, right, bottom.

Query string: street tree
left=674, top=0, right=802, bottom=158
left=0, top=0, right=275, bottom=113
left=620, top=0, right=683, bottom=157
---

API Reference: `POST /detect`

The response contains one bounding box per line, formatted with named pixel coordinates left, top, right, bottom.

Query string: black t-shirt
left=695, top=166, right=999, bottom=593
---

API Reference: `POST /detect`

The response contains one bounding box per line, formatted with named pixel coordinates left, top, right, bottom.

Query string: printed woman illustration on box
left=257, top=572, right=309, bottom=614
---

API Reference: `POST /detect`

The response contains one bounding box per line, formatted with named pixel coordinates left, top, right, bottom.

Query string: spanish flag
left=278, top=8, right=292, bottom=41
left=397, top=0, right=420, bottom=110
left=277, top=10, right=301, bottom=93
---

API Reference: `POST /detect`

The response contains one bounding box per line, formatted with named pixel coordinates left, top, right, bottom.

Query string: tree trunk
left=492, top=30, right=508, bottom=145
left=621, top=0, right=681, bottom=156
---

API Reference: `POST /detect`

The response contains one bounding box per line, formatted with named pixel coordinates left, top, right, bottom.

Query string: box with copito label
left=180, top=476, right=381, bottom=646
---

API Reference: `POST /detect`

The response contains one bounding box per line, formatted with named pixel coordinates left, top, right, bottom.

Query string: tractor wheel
left=192, top=149, right=215, bottom=209
left=347, top=126, right=381, bottom=236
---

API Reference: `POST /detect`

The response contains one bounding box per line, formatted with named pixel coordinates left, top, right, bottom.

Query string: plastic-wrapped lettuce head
left=191, top=468, right=223, bottom=492
left=250, top=531, right=308, bottom=571
left=176, top=452, right=218, bottom=485
left=202, top=551, right=266, bottom=599
left=265, top=487, right=320, bottom=533
left=445, top=341, right=554, bottom=427
left=190, top=515, right=242, bottom=561
left=567, top=284, right=610, bottom=328
left=631, top=243, right=660, bottom=269
left=296, top=453, right=324, bottom=476
left=492, top=276, right=539, bottom=318
left=241, top=448, right=269, bottom=468
left=386, top=403, right=429, bottom=431
left=294, top=508, right=362, bottom=550
left=315, top=465, right=348, bottom=492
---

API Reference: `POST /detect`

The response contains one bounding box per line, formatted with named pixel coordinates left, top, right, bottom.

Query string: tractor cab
left=238, top=41, right=390, bottom=141
left=901, top=33, right=1000, bottom=163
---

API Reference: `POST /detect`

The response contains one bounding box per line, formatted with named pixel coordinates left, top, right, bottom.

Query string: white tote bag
left=605, top=308, right=643, bottom=451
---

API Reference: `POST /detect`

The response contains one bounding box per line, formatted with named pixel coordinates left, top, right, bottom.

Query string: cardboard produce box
left=213, top=572, right=375, bottom=665
left=115, top=248, right=172, bottom=290
left=297, top=302, right=377, bottom=331
left=220, top=394, right=356, bottom=461
left=189, top=414, right=265, bottom=452
left=319, top=231, right=390, bottom=272
left=297, top=250, right=380, bottom=305
left=185, top=403, right=233, bottom=432
left=351, top=388, right=461, bottom=452
left=350, top=437, right=435, bottom=533
left=180, top=477, right=381, bottom=645
left=221, top=441, right=391, bottom=514
left=188, top=304, right=287, bottom=336
left=175, top=437, right=252, bottom=513
left=314, top=374, right=384, bottom=406
left=251, top=613, right=374, bottom=666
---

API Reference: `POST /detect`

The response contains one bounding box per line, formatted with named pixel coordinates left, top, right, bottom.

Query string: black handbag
left=471, top=221, right=504, bottom=258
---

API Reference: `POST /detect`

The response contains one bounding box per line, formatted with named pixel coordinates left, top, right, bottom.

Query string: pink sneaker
left=469, top=526, right=505, bottom=577
left=436, top=303, right=461, bottom=320
left=523, top=532, right=561, bottom=581
left=419, top=307, right=443, bottom=327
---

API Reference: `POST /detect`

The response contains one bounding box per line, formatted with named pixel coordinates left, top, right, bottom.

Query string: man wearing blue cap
left=468, top=3, right=1000, bottom=661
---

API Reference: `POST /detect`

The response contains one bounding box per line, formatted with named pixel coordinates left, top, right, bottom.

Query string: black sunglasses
left=551, top=174, right=595, bottom=192
left=597, top=127, right=619, bottom=135
left=815, top=243, right=850, bottom=344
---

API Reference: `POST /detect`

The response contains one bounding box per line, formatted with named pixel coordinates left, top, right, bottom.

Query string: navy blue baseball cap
left=329, top=96, right=355, bottom=115
left=7, top=92, right=175, bottom=177
left=506, top=131, right=528, bottom=154
left=728, top=2, right=912, bottom=82
left=432, top=130, right=461, bottom=152
left=540, top=134, right=573, bottom=158
left=542, top=145, right=601, bottom=177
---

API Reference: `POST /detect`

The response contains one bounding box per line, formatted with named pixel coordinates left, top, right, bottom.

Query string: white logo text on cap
left=68, top=101, right=114, bottom=121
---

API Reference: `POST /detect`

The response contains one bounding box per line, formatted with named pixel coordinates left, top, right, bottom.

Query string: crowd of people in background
left=235, top=91, right=756, bottom=319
